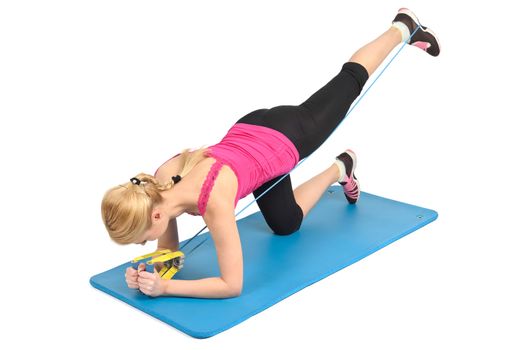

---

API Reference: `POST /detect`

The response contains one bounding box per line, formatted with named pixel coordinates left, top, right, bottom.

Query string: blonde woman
left=101, top=8, right=440, bottom=298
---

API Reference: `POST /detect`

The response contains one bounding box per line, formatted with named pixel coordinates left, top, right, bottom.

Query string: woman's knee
left=342, top=61, right=369, bottom=91
left=269, top=211, right=303, bottom=236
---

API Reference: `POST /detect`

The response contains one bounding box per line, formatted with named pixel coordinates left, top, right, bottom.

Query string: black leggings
left=236, top=61, right=369, bottom=235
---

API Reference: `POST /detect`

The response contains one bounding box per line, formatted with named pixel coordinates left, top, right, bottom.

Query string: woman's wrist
left=160, top=279, right=169, bottom=296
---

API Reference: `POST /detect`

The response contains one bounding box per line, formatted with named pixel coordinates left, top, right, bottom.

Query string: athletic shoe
left=393, top=8, right=441, bottom=57
left=336, top=149, right=360, bottom=204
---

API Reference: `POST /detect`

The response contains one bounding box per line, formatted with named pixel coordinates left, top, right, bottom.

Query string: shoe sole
left=398, top=7, right=441, bottom=54
left=343, top=149, right=360, bottom=202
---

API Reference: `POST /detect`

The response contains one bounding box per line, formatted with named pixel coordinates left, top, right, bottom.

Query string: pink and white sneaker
left=393, top=8, right=441, bottom=57
left=335, top=149, right=360, bottom=204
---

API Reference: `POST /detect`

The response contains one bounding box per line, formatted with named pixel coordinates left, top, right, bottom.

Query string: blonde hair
left=101, top=146, right=210, bottom=244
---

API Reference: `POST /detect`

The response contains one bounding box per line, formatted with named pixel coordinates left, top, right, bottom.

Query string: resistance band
left=180, top=26, right=421, bottom=256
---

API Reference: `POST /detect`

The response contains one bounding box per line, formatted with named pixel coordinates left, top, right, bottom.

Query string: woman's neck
left=162, top=157, right=213, bottom=217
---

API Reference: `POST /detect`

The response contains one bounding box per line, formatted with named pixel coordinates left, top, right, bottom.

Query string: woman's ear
left=151, top=207, right=162, bottom=222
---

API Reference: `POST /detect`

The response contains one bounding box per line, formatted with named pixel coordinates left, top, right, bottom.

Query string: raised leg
left=261, top=9, right=440, bottom=225
left=349, top=27, right=402, bottom=77
left=293, top=27, right=403, bottom=218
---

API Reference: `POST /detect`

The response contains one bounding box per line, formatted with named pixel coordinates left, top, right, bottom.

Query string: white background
left=1, top=0, right=525, bottom=348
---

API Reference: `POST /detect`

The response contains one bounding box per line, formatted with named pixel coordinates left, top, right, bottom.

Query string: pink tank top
left=155, top=123, right=300, bottom=216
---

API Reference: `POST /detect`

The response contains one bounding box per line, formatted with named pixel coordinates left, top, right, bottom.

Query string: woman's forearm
left=161, top=277, right=241, bottom=299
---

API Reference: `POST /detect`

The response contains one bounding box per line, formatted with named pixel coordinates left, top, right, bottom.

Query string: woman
left=101, top=8, right=440, bottom=298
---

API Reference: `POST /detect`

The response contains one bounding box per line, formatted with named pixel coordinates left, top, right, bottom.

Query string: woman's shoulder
left=154, top=148, right=209, bottom=179
left=198, top=158, right=238, bottom=215
left=154, top=153, right=182, bottom=181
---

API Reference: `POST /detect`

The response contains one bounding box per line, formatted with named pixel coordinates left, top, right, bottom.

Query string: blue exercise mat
left=90, top=186, right=437, bottom=338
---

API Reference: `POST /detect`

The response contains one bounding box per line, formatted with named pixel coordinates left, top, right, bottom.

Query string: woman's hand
left=138, top=268, right=165, bottom=297
left=125, top=263, right=145, bottom=289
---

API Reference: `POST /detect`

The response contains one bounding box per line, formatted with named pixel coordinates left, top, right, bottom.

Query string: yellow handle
left=161, top=266, right=179, bottom=280
left=131, top=249, right=185, bottom=279
left=131, top=249, right=172, bottom=263
left=147, top=250, right=185, bottom=265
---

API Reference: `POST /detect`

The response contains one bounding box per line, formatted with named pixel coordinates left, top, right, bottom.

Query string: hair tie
left=130, top=177, right=141, bottom=185
left=172, top=175, right=182, bottom=184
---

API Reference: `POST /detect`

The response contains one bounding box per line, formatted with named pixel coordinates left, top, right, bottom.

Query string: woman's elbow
left=226, top=280, right=243, bottom=298
left=230, top=285, right=242, bottom=297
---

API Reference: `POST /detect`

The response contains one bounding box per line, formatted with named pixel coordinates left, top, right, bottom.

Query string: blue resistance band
left=181, top=26, right=421, bottom=255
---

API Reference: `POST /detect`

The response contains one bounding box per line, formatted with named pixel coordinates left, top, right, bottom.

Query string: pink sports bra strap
left=198, top=159, right=224, bottom=216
